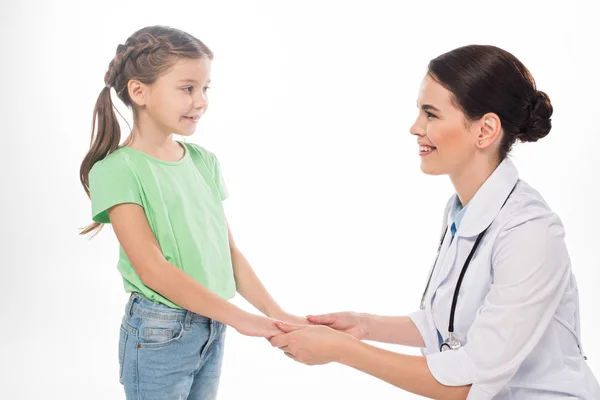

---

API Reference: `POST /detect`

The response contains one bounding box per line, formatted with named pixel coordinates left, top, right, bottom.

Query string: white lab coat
left=409, top=158, right=600, bottom=399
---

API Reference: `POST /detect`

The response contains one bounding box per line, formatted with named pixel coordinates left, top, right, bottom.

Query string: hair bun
left=518, top=90, right=553, bottom=143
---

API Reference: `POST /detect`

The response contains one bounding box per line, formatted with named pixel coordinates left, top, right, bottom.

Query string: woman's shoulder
left=497, top=179, right=565, bottom=238
left=492, top=179, right=570, bottom=276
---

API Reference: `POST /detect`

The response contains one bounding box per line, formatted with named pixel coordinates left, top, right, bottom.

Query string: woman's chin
left=421, top=161, right=438, bottom=175
left=420, top=161, right=443, bottom=176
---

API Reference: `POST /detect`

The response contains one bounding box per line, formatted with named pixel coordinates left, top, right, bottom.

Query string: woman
left=270, top=45, right=600, bottom=399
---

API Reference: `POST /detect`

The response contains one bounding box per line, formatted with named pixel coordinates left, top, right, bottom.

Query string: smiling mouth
left=183, top=115, right=200, bottom=122
left=419, top=145, right=437, bottom=154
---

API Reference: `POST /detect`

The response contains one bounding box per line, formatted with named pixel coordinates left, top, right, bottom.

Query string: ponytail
left=79, top=86, right=121, bottom=236
left=80, top=25, right=215, bottom=236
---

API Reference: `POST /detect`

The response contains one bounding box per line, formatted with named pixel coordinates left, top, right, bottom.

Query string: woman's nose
left=409, top=116, right=424, bottom=137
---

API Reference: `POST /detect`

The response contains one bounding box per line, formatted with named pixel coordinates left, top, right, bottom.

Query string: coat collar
left=451, top=157, right=519, bottom=238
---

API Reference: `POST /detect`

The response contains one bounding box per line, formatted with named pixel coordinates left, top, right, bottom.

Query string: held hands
left=233, top=310, right=309, bottom=339
left=267, top=311, right=366, bottom=366
left=233, top=312, right=282, bottom=338
left=306, top=312, right=367, bottom=340
left=271, top=310, right=309, bottom=326
left=269, top=322, right=355, bottom=365
left=233, top=309, right=362, bottom=366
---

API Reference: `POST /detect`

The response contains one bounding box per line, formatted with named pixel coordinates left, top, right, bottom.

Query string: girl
left=270, top=45, right=600, bottom=399
left=80, top=25, right=303, bottom=399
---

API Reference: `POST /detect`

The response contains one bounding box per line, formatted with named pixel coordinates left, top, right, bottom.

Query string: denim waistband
left=125, top=292, right=213, bottom=324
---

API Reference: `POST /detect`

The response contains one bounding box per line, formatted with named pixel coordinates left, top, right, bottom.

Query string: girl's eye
left=183, top=86, right=193, bottom=93
left=203, top=86, right=211, bottom=92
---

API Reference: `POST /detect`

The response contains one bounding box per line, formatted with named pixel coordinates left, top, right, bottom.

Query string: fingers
left=306, top=313, right=335, bottom=325
left=268, top=327, right=283, bottom=338
left=270, top=336, right=297, bottom=363
left=264, top=319, right=285, bottom=339
left=269, top=334, right=287, bottom=348
left=275, top=322, right=305, bottom=333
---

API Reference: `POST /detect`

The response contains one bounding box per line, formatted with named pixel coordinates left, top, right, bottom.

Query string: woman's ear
left=476, top=112, right=501, bottom=148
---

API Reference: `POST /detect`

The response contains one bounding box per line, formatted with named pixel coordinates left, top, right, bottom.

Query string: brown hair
left=428, top=45, right=553, bottom=161
left=80, top=26, right=213, bottom=235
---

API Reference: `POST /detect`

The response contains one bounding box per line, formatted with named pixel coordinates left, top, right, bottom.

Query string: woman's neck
left=450, top=157, right=500, bottom=207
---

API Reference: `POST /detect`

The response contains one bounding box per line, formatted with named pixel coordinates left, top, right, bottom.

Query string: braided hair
left=80, top=26, right=213, bottom=235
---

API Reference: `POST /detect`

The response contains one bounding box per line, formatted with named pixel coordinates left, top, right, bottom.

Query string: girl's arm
left=227, top=223, right=306, bottom=324
left=108, top=203, right=281, bottom=338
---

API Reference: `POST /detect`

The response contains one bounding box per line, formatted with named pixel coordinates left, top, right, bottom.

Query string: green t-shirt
left=88, top=142, right=236, bottom=308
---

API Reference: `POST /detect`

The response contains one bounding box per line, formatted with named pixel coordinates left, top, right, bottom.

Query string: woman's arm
left=308, top=312, right=425, bottom=347
left=272, top=215, right=572, bottom=398
left=363, top=315, right=425, bottom=347
left=271, top=323, right=470, bottom=400
left=341, top=339, right=470, bottom=400
left=108, top=204, right=281, bottom=338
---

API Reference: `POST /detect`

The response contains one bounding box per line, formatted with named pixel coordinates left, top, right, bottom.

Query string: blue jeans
left=119, top=293, right=227, bottom=399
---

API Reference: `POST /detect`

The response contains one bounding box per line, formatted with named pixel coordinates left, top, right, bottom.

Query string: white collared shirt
left=409, top=158, right=600, bottom=399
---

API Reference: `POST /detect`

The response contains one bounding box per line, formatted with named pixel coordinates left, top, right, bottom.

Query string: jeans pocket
left=118, top=325, right=128, bottom=382
left=139, top=320, right=184, bottom=349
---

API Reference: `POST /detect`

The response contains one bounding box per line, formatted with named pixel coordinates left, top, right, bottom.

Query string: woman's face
left=410, top=74, right=480, bottom=176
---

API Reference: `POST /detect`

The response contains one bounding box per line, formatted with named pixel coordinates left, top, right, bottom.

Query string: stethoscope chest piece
left=421, top=185, right=516, bottom=353
left=440, top=332, right=462, bottom=352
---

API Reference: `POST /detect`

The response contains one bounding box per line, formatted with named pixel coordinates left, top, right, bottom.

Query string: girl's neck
left=124, top=117, right=183, bottom=161
left=126, top=113, right=178, bottom=149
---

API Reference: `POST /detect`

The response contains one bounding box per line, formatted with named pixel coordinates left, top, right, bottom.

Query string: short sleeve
left=408, top=309, right=436, bottom=353
left=89, top=157, right=143, bottom=224
left=211, top=154, right=229, bottom=201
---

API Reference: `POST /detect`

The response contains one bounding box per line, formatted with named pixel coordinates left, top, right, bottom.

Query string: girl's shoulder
left=182, top=141, right=214, bottom=158
left=181, top=141, right=220, bottom=167
left=89, top=147, right=132, bottom=177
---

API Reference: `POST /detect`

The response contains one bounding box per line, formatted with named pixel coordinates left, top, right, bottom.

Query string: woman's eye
left=183, top=86, right=193, bottom=93
left=203, top=86, right=211, bottom=92
left=426, top=111, right=437, bottom=119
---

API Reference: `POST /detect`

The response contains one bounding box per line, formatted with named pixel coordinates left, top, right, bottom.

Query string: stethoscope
left=420, top=185, right=516, bottom=352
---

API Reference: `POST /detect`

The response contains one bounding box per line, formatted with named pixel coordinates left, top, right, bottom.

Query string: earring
left=479, top=140, right=483, bottom=145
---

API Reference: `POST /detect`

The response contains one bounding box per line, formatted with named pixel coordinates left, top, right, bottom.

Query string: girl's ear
left=128, top=79, right=148, bottom=107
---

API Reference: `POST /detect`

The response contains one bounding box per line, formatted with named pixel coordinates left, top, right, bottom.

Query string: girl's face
left=142, top=57, right=212, bottom=136
left=409, top=74, right=480, bottom=176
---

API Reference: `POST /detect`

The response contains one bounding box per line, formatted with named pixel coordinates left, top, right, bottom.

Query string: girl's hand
left=306, top=312, right=367, bottom=340
left=233, top=312, right=282, bottom=338
left=271, top=311, right=309, bottom=326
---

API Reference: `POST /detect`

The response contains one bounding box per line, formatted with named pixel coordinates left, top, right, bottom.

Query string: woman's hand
left=307, top=312, right=368, bottom=340
left=233, top=311, right=282, bottom=338
left=269, top=322, right=357, bottom=365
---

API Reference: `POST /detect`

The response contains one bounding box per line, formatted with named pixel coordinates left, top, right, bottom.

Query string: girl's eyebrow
left=178, top=79, right=211, bottom=84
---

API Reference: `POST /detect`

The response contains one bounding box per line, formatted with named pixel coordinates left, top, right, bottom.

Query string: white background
left=1, top=0, right=599, bottom=399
